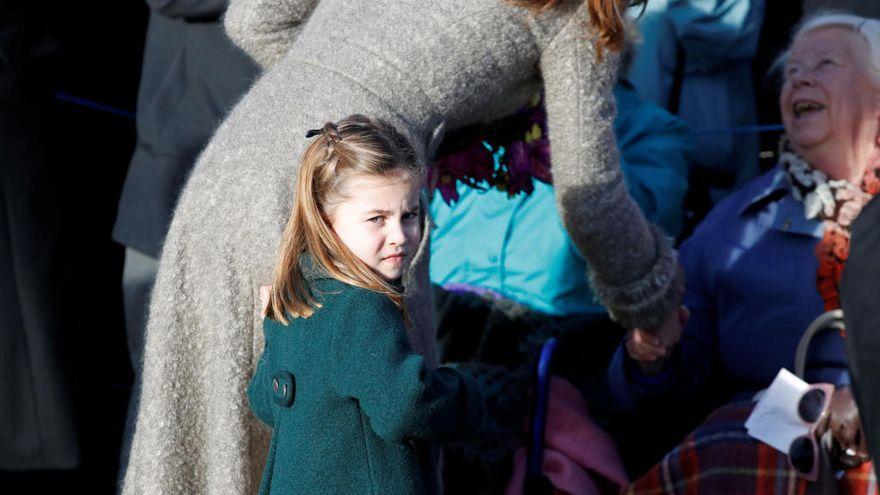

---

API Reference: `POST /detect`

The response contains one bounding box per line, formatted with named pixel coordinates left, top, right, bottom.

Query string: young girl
left=249, top=114, right=486, bottom=495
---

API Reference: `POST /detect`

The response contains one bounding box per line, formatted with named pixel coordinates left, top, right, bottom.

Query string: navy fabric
left=609, top=166, right=850, bottom=413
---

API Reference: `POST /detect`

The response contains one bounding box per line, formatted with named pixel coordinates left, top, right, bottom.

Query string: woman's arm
left=330, top=289, right=485, bottom=443
left=538, top=3, right=684, bottom=330
left=224, top=0, right=319, bottom=69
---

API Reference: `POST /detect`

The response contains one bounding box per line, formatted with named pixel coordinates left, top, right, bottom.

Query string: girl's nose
left=387, top=220, right=406, bottom=246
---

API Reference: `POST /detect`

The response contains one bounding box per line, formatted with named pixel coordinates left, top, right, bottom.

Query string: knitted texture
left=590, top=225, right=685, bottom=330
left=123, top=1, right=683, bottom=493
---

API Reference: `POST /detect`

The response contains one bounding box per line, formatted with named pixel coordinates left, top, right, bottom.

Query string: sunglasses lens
left=798, top=389, right=827, bottom=423
left=789, top=436, right=815, bottom=474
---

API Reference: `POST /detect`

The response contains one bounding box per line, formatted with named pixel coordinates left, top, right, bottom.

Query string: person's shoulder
left=316, top=280, right=399, bottom=320
left=316, top=284, right=405, bottom=353
left=528, top=0, right=602, bottom=51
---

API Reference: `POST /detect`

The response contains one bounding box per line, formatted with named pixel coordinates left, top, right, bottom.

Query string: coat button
left=270, top=371, right=296, bottom=408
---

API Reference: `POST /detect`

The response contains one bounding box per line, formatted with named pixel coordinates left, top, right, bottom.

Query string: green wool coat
left=248, top=271, right=486, bottom=494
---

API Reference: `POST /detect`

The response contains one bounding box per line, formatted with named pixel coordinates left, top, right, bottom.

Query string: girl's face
left=328, top=173, right=421, bottom=282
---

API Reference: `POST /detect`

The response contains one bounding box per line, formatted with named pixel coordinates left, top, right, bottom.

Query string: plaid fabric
left=625, top=402, right=877, bottom=495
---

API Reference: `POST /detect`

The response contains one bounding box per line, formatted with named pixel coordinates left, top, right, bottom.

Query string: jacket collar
left=737, top=166, right=825, bottom=238
left=300, top=252, right=405, bottom=290
left=300, top=253, right=334, bottom=282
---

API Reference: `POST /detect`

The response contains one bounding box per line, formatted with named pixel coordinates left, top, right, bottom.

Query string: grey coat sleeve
left=223, top=0, right=319, bottom=69
left=538, top=3, right=684, bottom=330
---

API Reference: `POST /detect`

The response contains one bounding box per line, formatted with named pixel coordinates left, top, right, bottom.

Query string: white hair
left=779, top=12, right=880, bottom=86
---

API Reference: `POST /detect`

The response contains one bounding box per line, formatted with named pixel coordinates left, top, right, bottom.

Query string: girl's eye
left=367, top=216, right=384, bottom=224
left=403, top=209, right=420, bottom=220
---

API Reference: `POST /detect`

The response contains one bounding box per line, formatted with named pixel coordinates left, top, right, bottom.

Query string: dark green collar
left=300, top=253, right=404, bottom=291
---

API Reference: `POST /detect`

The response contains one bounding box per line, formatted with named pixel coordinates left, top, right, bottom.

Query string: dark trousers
left=0, top=63, right=77, bottom=470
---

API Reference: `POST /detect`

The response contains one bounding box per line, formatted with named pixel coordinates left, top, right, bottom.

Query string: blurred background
left=0, top=1, right=146, bottom=492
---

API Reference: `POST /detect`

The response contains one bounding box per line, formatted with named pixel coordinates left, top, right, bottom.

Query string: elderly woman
left=122, top=0, right=686, bottom=493
left=609, top=12, right=880, bottom=493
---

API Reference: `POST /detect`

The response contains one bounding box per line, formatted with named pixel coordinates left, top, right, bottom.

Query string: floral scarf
left=430, top=93, right=551, bottom=204
left=780, top=138, right=880, bottom=313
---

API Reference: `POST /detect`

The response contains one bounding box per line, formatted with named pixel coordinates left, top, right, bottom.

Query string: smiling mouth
left=383, top=253, right=406, bottom=261
left=793, top=100, right=825, bottom=118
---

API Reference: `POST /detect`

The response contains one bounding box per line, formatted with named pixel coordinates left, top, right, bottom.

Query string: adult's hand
left=624, top=305, right=689, bottom=375
left=828, top=386, right=871, bottom=469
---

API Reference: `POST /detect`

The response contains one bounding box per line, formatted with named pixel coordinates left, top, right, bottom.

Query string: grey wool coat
left=122, top=0, right=685, bottom=493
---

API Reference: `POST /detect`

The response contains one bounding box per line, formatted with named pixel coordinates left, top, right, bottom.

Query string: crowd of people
left=4, top=0, right=880, bottom=494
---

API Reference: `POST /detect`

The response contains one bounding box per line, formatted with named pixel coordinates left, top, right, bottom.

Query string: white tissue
left=745, top=368, right=811, bottom=453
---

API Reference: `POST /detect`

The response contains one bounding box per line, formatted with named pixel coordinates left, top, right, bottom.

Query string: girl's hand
left=625, top=306, right=689, bottom=375
left=259, top=285, right=271, bottom=318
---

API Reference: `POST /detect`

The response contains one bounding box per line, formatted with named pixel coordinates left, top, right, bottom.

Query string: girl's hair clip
left=306, top=123, right=342, bottom=143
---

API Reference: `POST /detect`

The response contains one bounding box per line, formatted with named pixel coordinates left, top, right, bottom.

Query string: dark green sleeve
left=330, top=289, right=485, bottom=442
left=247, top=319, right=276, bottom=427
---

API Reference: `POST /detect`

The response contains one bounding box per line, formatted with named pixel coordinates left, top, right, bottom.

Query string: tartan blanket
left=624, top=401, right=877, bottom=495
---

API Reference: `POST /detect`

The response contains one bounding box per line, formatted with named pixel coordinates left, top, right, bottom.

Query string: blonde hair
left=267, top=115, right=423, bottom=325
left=510, top=0, right=645, bottom=57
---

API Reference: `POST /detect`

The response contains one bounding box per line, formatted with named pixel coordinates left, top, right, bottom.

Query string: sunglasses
left=788, top=383, right=834, bottom=481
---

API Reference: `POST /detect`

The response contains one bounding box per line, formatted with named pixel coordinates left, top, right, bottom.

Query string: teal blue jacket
left=430, top=83, right=690, bottom=316
left=626, top=0, right=764, bottom=190
left=249, top=270, right=486, bottom=494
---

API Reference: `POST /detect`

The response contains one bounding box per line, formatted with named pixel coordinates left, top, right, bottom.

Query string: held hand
left=625, top=306, right=689, bottom=375
left=828, top=386, right=871, bottom=469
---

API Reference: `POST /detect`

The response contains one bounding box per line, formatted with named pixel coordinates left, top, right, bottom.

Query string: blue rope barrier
left=54, top=92, right=136, bottom=120
left=693, top=124, right=785, bottom=135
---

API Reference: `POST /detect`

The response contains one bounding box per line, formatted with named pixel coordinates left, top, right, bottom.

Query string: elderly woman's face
left=780, top=26, right=880, bottom=157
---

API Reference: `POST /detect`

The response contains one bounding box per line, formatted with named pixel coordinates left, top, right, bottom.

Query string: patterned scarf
left=431, top=93, right=551, bottom=205
left=779, top=138, right=880, bottom=313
